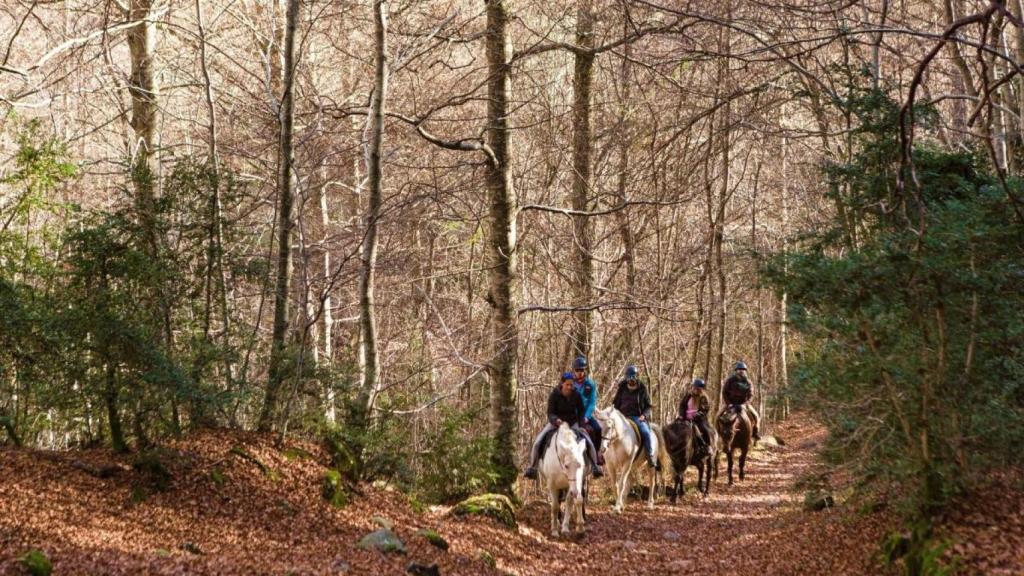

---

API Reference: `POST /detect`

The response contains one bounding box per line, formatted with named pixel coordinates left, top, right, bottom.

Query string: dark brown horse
left=715, top=406, right=752, bottom=485
left=663, top=418, right=716, bottom=501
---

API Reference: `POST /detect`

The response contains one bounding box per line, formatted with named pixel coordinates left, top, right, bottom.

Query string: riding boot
left=694, top=435, right=708, bottom=459
left=646, top=452, right=658, bottom=470
left=592, top=463, right=604, bottom=478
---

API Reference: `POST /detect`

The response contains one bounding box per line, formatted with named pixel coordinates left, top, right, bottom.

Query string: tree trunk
left=570, top=0, right=595, bottom=359
left=484, top=0, right=519, bottom=494
left=779, top=136, right=790, bottom=420
left=319, top=175, right=336, bottom=423
left=713, top=2, right=732, bottom=412
left=259, top=0, right=301, bottom=432
left=192, top=0, right=228, bottom=428
left=104, top=359, right=127, bottom=453
left=126, top=0, right=159, bottom=242
left=356, top=0, right=388, bottom=424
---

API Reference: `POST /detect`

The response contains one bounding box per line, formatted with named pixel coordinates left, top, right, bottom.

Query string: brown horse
left=663, top=418, right=716, bottom=501
left=715, top=405, right=751, bottom=485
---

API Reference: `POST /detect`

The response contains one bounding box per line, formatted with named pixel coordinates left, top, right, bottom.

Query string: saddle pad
left=627, top=419, right=641, bottom=445
left=540, top=427, right=585, bottom=457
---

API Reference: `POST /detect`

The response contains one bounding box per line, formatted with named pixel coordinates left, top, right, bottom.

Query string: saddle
left=539, top=426, right=586, bottom=458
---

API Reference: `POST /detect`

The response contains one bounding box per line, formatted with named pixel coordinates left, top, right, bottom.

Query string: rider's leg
left=586, top=417, right=604, bottom=464
left=574, top=426, right=604, bottom=477
left=746, top=404, right=761, bottom=440
left=631, top=417, right=656, bottom=466
left=587, top=417, right=603, bottom=451
left=695, top=415, right=712, bottom=447
left=524, top=423, right=554, bottom=478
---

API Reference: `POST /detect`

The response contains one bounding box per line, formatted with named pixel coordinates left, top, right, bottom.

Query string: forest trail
left=0, top=413, right=908, bottom=575
left=506, top=413, right=894, bottom=575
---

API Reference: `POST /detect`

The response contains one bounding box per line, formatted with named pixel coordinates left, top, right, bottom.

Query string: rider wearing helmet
left=677, top=378, right=712, bottom=457
left=719, top=361, right=761, bottom=441
left=613, top=364, right=659, bottom=469
left=571, top=356, right=603, bottom=463
left=523, top=371, right=604, bottom=479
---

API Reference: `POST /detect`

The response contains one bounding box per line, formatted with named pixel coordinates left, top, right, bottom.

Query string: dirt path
left=1, top=415, right=897, bottom=575
left=482, top=414, right=895, bottom=575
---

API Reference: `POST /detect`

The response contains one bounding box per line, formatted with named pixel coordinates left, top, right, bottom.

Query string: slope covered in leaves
left=1, top=415, right=1020, bottom=575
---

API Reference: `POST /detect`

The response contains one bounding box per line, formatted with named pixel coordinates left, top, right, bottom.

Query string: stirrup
left=592, top=465, right=604, bottom=478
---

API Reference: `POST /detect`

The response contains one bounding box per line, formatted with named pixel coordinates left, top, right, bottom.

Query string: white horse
left=593, top=406, right=667, bottom=512
left=539, top=422, right=589, bottom=537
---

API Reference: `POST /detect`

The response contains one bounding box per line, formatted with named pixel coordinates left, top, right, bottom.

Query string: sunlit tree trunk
left=484, top=0, right=519, bottom=494
left=259, top=0, right=300, bottom=432
left=356, top=0, right=388, bottom=425
left=570, top=0, right=595, bottom=359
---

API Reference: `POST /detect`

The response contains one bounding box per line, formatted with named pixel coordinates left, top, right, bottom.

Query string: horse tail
left=652, top=424, right=671, bottom=472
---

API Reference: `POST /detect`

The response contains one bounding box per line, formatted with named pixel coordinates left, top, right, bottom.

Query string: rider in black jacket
left=523, top=372, right=604, bottom=479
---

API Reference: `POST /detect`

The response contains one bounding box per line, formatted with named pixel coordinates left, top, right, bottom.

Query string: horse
left=593, top=406, right=667, bottom=512
left=663, top=417, right=717, bottom=501
left=538, top=422, right=589, bottom=537
left=715, top=405, right=752, bottom=485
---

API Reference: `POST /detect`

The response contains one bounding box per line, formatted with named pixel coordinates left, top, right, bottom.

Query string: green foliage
left=882, top=522, right=959, bottom=576
left=764, top=88, right=1024, bottom=523
left=0, top=127, right=252, bottom=447
left=415, top=407, right=500, bottom=503
left=20, top=549, right=52, bottom=576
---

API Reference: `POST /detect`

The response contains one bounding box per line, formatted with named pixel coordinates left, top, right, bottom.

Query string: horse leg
left=561, top=490, right=573, bottom=535
left=647, top=468, right=656, bottom=509
left=581, top=477, right=588, bottom=523
left=680, top=462, right=687, bottom=497
left=550, top=487, right=560, bottom=537
left=739, top=447, right=747, bottom=481
left=574, top=488, right=585, bottom=534
left=727, top=449, right=734, bottom=485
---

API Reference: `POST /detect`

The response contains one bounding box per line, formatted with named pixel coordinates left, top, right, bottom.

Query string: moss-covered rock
left=475, top=549, right=496, bottom=569
left=282, top=446, right=314, bottom=461
left=322, top=469, right=348, bottom=508
left=132, top=449, right=173, bottom=492
left=372, top=516, right=394, bottom=530
left=357, top=529, right=406, bottom=554
left=20, top=550, right=51, bottom=576
left=415, top=529, right=449, bottom=551
left=209, top=467, right=226, bottom=486
left=451, top=494, right=517, bottom=529
left=229, top=445, right=279, bottom=479
left=804, top=490, right=835, bottom=511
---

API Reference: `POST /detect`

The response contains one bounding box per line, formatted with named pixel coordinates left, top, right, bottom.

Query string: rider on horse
left=677, top=378, right=713, bottom=457
left=571, top=356, right=603, bottom=463
left=719, top=361, right=761, bottom=441
left=524, top=372, right=604, bottom=479
left=612, top=364, right=659, bottom=469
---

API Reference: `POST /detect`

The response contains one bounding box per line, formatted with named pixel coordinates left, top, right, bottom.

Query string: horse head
left=555, top=423, right=586, bottom=497
left=593, top=407, right=622, bottom=448
left=718, top=409, right=738, bottom=444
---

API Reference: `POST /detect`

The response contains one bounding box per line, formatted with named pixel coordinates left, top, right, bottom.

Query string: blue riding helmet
left=734, top=361, right=748, bottom=371
left=625, top=364, right=638, bottom=379
left=573, top=356, right=588, bottom=371
left=561, top=371, right=574, bottom=381
left=692, top=378, right=706, bottom=389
